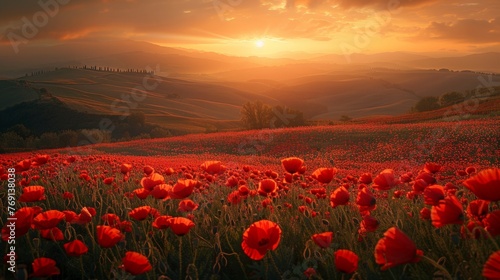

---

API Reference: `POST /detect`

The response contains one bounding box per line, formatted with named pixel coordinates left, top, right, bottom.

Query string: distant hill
left=2, top=66, right=499, bottom=128
left=0, top=68, right=278, bottom=133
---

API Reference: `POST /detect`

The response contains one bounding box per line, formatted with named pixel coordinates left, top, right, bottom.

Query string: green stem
left=179, top=237, right=183, bottom=279
left=421, top=255, right=452, bottom=280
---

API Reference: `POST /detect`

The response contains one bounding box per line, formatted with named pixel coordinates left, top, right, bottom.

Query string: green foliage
left=414, top=96, right=440, bottom=112
left=241, top=101, right=306, bottom=129
left=439, top=91, right=465, bottom=107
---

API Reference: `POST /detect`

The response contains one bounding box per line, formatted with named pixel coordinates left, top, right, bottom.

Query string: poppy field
left=1, top=119, right=500, bottom=279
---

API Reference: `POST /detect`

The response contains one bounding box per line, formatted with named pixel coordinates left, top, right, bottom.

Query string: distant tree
left=0, top=132, right=25, bottom=149
left=241, top=101, right=272, bottom=129
left=7, top=124, right=31, bottom=138
left=150, top=127, right=172, bottom=138
left=270, top=106, right=306, bottom=128
left=58, top=130, right=79, bottom=147
left=439, top=91, right=464, bottom=107
left=241, top=101, right=306, bottom=129
left=414, top=96, right=440, bottom=112
left=37, top=132, right=59, bottom=149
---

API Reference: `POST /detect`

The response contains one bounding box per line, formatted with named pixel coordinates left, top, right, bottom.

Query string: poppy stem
left=269, top=252, right=282, bottom=276
left=179, top=237, right=183, bottom=279
left=421, top=255, right=452, bottom=280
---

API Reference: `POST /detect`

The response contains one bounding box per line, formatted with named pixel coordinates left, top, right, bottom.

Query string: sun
left=255, top=40, right=265, bottom=48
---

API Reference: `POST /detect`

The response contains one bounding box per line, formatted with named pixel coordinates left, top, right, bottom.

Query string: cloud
left=419, top=18, right=500, bottom=43
left=0, top=0, right=499, bottom=55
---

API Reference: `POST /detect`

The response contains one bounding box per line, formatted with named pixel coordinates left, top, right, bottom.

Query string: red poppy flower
left=467, top=199, right=489, bottom=220
left=358, top=173, right=372, bottom=184
left=178, top=199, right=199, bottom=212
left=120, top=251, right=152, bottom=275
left=465, top=166, right=476, bottom=175
left=226, top=176, right=239, bottom=188
left=76, top=207, right=96, bottom=224
left=431, top=195, right=464, bottom=228
left=356, top=187, right=376, bottom=211
left=334, top=249, right=359, bottom=274
left=372, top=169, right=399, bottom=191
left=304, top=267, right=316, bottom=278
left=150, top=184, right=172, bottom=199
left=102, top=213, right=121, bottom=227
left=63, top=210, right=78, bottom=224
left=19, top=185, right=46, bottom=202
left=132, top=188, right=150, bottom=199
left=143, top=165, right=155, bottom=176
left=103, top=177, right=114, bottom=185
left=164, top=167, right=175, bottom=175
left=15, top=159, right=31, bottom=172
left=412, top=179, right=429, bottom=193
left=33, top=210, right=65, bottom=230
left=281, top=157, right=304, bottom=174
left=227, top=191, right=242, bottom=205
left=312, top=168, right=337, bottom=184
left=62, top=191, right=74, bottom=200
left=461, top=220, right=486, bottom=239
left=97, top=225, right=123, bottom=248
left=484, top=210, right=500, bottom=237
left=64, top=240, right=88, bottom=257
left=415, top=171, right=436, bottom=185
left=258, top=179, right=278, bottom=196
left=483, top=251, right=500, bottom=279
left=168, top=217, right=195, bottom=236
left=33, top=154, right=50, bottom=166
left=30, top=258, right=60, bottom=278
left=129, top=206, right=158, bottom=221
left=140, top=172, right=165, bottom=191
left=238, top=185, right=250, bottom=196
left=152, top=215, right=172, bottom=229
left=374, top=227, right=423, bottom=270
left=121, top=163, right=132, bottom=174
left=360, top=215, right=379, bottom=232
left=311, top=232, right=333, bottom=248
left=1, top=207, right=41, bottom=241
left=420, top=207, right=431, bottom=220
left=169, top=179, right=197, bottom=199
left=423, top=185, right=445, bottom=206
left=330, top=186, right=350, bottom=208
left=463, top=168, right=500, bottom=201
left=200, top=161, right=226, bottom=174
left=424, top=162, right=442, bottom=174
left=39, top=227, right=64, bottom=241
left=241, top=220, right=282, bottom=260
left=118, top=221, right=133, bottom=233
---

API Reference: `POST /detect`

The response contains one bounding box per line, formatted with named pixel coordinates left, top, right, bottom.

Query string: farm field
left=1, top=118, right=499, bottom=279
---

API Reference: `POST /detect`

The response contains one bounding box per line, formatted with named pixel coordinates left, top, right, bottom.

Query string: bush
left=439, top=91, right=465, bottom=107
left=241, top=101, right=306, bottom=129
left=414, top=96, right=440, bottom=112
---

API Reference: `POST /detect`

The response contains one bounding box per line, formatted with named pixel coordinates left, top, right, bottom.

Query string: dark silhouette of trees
left=241, top=101, right=272, bottom=129
left=241, top=101, right=306, bottom=129
left=413, top=96, right=440, bottom=112
left=439, top=91, right=465, bottom=107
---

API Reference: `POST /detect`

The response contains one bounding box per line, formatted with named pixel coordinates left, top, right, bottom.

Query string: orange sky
left=1, top=0, right=499, bottom=56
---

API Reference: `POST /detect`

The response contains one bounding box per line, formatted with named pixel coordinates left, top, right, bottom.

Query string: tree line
left=411, top=87, right=500, bottom=112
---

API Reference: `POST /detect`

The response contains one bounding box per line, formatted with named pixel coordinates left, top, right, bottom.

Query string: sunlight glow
left=255, top=40, right=265, bottom=48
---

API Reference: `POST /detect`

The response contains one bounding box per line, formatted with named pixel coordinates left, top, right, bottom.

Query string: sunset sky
left=1, top=0, right=499, bottom=57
